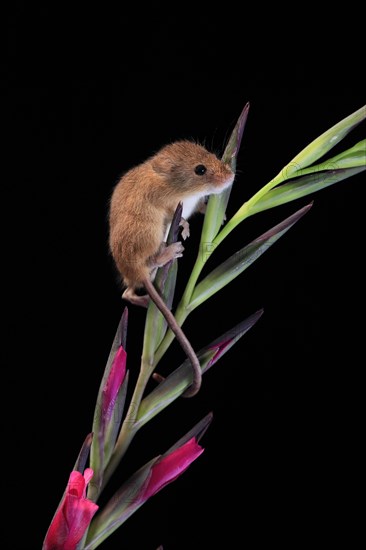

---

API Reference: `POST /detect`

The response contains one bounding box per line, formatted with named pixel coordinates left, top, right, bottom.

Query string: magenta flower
left=88, top=344, right=128, bottom=501
left=142, top=437, right=204, bottom=501
left=43, top=468, right=98, bottom=550
left=101, top=345, right=127, bottom=422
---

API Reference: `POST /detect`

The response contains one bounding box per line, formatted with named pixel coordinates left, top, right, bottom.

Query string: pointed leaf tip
left=191, top=204, right=312, bottom=309
left=163, top=412, right=213, bottom=455
left=233, top=101, right=250, bottom=158
left=169, top=202, right=183, bottom=242
left=74, top=433, right=93, bottom=474
left=222, top=101, right=250, bottom=166
left=120, top=307, right=129, bottom=349
left=207, top=309, right=264, bottom=368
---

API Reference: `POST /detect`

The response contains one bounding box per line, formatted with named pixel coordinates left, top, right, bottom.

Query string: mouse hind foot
left=122, top=287, right=149, bottom=308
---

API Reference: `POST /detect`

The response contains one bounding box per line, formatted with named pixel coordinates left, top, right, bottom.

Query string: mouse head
left=150, top=140, right=235, bottom=194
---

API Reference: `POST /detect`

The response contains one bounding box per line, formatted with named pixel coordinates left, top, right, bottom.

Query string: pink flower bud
left=141, top=437, right=204, bottom=502
left=102, top=346, right=127, bottom=423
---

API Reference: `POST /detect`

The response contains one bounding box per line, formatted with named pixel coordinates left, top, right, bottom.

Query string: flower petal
left=102, top=345, right=127, bottom=420
left=61, top=494, right=98, bottom=550
left=67, top=470, right=87, bottom=499
left=82, top=468, right=94, bottom=494
left=142, top=437, right=204, bottom=501
left=43, top=470, right=98, bottom=550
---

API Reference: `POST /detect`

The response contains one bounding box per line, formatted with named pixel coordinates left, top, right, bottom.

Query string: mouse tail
left=143, top=277, right=202, bottom=397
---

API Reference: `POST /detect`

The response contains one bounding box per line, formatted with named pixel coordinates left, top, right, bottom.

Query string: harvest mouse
left=109, top=140, right=235, bottom=397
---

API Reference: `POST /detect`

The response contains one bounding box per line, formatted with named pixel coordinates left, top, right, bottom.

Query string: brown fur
left=109, top=140, right=234, bottom=288
left=108, top=140, right=235, bottom=397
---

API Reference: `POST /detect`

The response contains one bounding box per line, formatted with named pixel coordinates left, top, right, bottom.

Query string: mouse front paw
left=179, top=218, right=190, bottom=240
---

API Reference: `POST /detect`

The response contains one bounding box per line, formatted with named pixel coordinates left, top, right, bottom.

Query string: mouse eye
left=194, top=164, right=207, bottom=176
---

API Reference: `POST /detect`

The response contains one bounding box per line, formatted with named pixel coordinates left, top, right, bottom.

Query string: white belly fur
left=182, top=192, right=206, bottom=219
left=164, top=192, right=207, bottom=241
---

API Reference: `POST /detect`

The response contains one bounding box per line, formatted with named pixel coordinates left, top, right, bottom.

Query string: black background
left=2, top=3, right=364, bottom=549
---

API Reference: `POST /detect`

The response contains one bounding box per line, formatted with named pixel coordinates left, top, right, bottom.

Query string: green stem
left=214, top=172, right=286, bottom=247
left=181, top=251, right=206, bottom=306
left=153, top=172, right=285, bottom=366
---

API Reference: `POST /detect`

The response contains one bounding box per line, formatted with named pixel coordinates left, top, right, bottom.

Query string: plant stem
left=153, top=172, right=285, bottom=366
left=213, top=172, right=286, bottom=246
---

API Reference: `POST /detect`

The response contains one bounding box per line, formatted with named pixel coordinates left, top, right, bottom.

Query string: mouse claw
left=172, top=241, right=184, bottom=258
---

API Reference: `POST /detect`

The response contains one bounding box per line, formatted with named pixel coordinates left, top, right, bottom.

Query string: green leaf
left=200, top=102, right=250, bottom=243
left=250, top=166, right=365, bottom=215
left=293, top=139, right=366, bottom=174
left=189, top=204, right=312, bottom=310
left=136, top=310, right=263, bottom=428
left=279, top=104, right=366, bottom=180
left=136, top=349, right=217, bottom=427
left=214, top=106, right=365, bottom=247
left=74, top=433, right=93, bottom=473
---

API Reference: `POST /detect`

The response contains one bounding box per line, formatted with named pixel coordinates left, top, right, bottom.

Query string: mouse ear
left=151, top=152, right=175, bottom=175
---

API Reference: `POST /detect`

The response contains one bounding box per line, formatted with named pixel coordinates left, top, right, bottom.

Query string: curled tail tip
left=182, top=359, right=202, bottom=398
